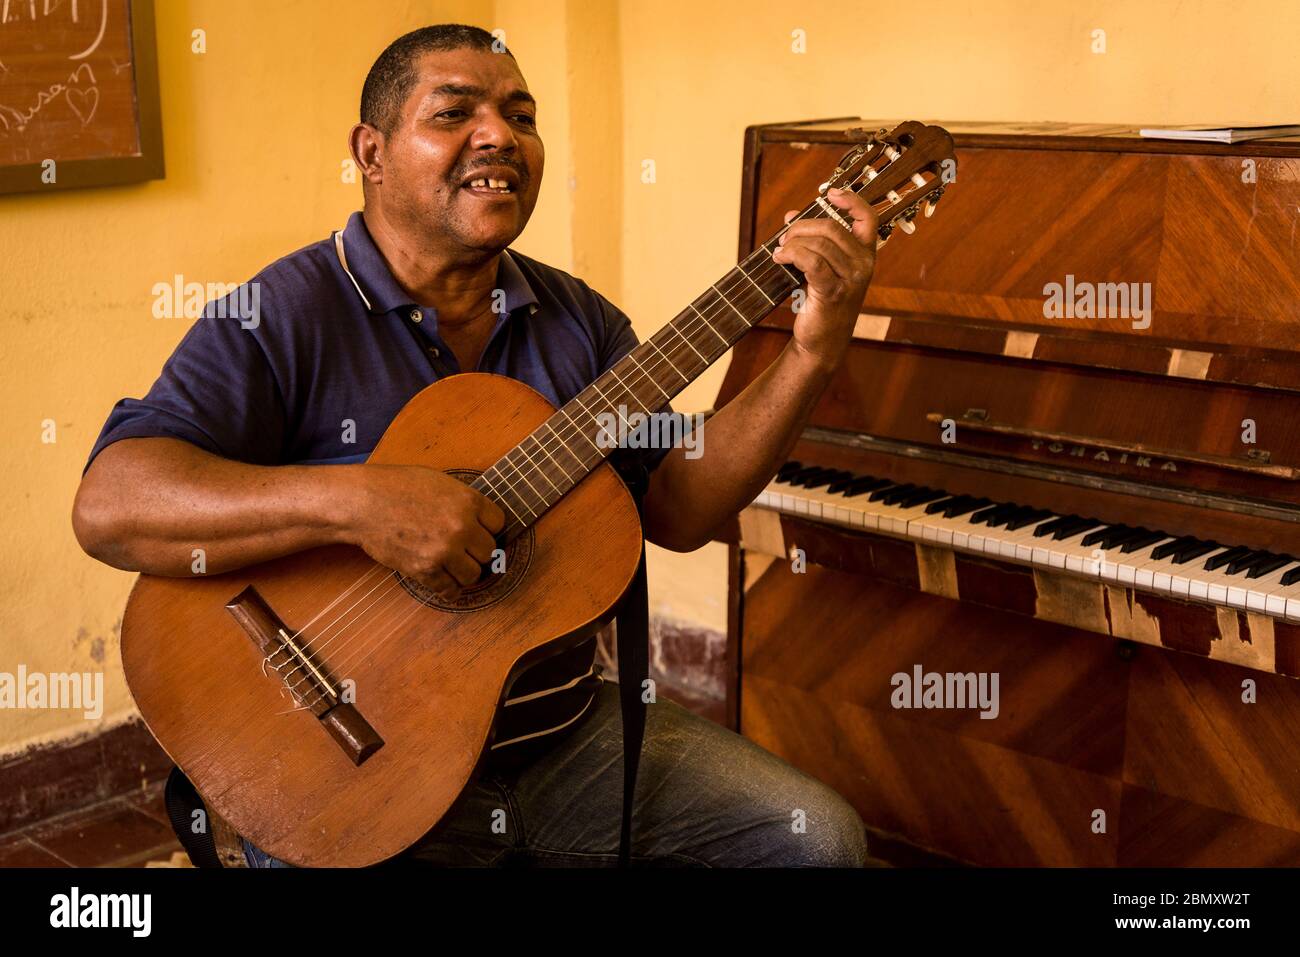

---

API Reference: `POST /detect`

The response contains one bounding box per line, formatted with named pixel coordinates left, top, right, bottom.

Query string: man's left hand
left=771, top=187, right=878, bottom=371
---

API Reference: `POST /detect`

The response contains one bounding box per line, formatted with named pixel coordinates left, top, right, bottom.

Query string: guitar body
left=120, top=373, right=643, bottom=867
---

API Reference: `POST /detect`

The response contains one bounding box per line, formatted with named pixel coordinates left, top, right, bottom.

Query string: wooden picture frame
left=0, top=0, right=164, bottom=195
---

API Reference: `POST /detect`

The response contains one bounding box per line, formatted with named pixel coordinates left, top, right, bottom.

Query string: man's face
left=379, top=47, right=543, bottom=253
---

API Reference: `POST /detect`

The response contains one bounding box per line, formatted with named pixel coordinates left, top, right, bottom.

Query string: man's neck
left=362, top=207, right=500, bottom=329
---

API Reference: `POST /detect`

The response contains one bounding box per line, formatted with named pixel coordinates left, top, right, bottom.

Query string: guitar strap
left=614, top=518, right=650, bottom=868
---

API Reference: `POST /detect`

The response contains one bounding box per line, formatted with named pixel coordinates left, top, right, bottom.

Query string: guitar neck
left=474, top=213, right=821, bottom=540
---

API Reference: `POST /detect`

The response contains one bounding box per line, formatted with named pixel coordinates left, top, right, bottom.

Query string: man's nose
left=469, top=110, right=519, bottom=152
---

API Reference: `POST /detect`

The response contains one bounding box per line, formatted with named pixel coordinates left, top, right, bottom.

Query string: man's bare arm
left=642, top=187, right=878, bottom=552
left=72, top=437, right=504, bottom=595
left=641, top=340, right=834, bottom=552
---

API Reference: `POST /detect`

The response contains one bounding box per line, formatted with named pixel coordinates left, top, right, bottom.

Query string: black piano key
left=875, top=483, right=916, bottom=505
left=792, top=467, right=839, bottom=488
left=1282, top=566, right=1300, bottom=586
left=775, top=460, right=803, bottom=482
left=868, top=481, right=909, bottom=504
left=983, top=506, right=1024, bottom=529
left=928, top=494, right=979, bottom=516
left=1244, top=553, right=1296, bottom=580
left=989, top=505, right=1039, bottom=530
left=1226, top=550, right=1292, bottom=578
left=1118, top=529, right=1167, bottom=554
left=1107, top=527, right=1160, bottom=550
left=1205, top=545, right=1252, bottom=572
left=1151, top=535, right=1199, bottom=560
left=1051, top=516, right=1101, bottom=541
left=943, top=497, right=993, bottom=518
left=1031, top=515, right=1073, bottom=538
left=1225, top=550, right=1272, bottom=576
left=892, top=487, right=943, bottom=508
left=1005, top=508, right=1053, bottom=531
left=827, top=471, right=869, bottom=493
left=971, top=503, right=1017, bottom=526
left=927, top=494, right=968, bottom=515
left=1081, top=525, right=1141, bottom=549
left=804, top=469, right=853, bottom=490
left=842, top=477, right=892, bottom=498
left=1170, top=539, right=1221, bottom=565
left=783, top=466, right=826, bottom=486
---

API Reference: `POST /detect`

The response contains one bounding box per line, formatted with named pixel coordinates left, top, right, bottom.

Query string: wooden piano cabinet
left=732, top=546, right=1300, bottom=866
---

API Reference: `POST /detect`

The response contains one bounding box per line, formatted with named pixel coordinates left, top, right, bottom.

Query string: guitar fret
left=485, top=190, right=815, bottom=544
left=736, top=262, right=776, bottom=305
left=541, top=421, right=589, bottom=475
left=627, top=351, right=672, bottom=401
left=688, top=304, right=730, bottom=347
left=517, top=435, right=565, bottom=494
left=645, top=338, right=689, bottom=384
left=710, top=282, right=750, bottom=325
left=660, top=321, right=710, bottom=365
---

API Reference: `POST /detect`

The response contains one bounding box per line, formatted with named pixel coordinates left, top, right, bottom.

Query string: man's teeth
left=468, top=178, right=513, bottom=192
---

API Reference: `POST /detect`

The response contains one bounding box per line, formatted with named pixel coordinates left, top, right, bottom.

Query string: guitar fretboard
left=475, top=198, right=845, bottom=541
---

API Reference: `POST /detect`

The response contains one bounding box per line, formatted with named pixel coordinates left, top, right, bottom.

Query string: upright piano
left=715, top=120, right=1300, bottom=866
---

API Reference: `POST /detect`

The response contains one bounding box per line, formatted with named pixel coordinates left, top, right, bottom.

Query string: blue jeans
left=242, top=680, right=868, bottom=867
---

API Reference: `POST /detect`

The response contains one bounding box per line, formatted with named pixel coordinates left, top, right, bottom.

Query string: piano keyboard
left=754, top=461, right=1300, bottom=622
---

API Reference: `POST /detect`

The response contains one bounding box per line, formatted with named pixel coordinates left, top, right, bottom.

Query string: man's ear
left=349, top=123, right=386, bottom=186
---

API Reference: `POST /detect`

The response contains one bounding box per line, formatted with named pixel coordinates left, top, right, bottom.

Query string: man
left=73, top=24, right=879, bottom=867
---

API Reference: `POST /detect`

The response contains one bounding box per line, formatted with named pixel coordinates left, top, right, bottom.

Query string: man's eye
left=513, top=114, right=537, bottom=127
left=438, top=109, right=467, bottom=120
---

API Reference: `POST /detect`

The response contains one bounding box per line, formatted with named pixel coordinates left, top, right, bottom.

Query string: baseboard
left=0, top=718, right=171, bottom=834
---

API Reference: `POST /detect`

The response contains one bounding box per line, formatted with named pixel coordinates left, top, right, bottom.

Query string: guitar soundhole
left=394, top=469, right=535, bottom=612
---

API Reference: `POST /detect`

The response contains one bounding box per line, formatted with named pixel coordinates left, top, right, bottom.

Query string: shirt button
left=409, top=308, right=422, bottom=323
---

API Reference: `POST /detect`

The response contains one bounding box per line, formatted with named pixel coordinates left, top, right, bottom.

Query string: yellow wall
left=623, top=0, right=1300, bottom=631
left=4, top=0, right=1298, bottom=755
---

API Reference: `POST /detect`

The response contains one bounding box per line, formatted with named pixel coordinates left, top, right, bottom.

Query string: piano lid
left=739, top=118, right=1300, bottom=363
left=720, top=118, right=1300, bottom=526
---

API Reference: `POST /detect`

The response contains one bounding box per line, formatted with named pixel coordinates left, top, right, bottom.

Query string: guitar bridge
left=225, top=586, right=384, bottom=766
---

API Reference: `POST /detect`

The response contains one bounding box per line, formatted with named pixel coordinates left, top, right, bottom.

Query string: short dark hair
left=360, top=24, right=514, bottom=134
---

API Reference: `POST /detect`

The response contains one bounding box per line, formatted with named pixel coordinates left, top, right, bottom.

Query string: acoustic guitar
left=120, top=121, right=956, bottom=866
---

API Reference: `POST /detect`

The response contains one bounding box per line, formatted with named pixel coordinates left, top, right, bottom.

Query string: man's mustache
left=456, top=161, right=528, bottom=184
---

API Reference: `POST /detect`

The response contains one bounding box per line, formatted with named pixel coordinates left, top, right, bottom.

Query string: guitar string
left=273, top=237, right=820, bottom=710
left=272, top=158, right=913, bottom=710
left=470, top=149, right=914, bottom=527
left=274, top=162, right=918, bottom=711
left=275, top=167, right=910, bottom=711
left=274, top=241, right=810, bottom=710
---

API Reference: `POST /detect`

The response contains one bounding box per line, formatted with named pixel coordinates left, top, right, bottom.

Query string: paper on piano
left=1138, top=124, right=1300, bottom=144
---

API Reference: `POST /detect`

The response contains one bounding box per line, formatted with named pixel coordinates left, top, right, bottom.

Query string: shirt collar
left=334, top=210, right=540, bottom=317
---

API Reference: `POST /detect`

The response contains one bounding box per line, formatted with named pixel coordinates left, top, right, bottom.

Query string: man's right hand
left=347, top=464, right=506, bottom=599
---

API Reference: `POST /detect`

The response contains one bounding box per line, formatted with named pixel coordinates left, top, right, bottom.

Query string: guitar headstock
left=820, top=121, right=956, bottom=247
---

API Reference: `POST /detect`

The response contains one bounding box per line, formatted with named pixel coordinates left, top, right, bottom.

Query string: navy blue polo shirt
left=86, top=209, right=675, bottom=757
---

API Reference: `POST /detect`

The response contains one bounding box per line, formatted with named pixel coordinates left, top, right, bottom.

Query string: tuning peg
left=886, top=190, right=901, bottom=205
left=897, top=217, right=916, bottom=235
left=911, top=173, right=927, bottom=188
left=876, top=223, right=893, bottom=249
left=817, top=180, right=831, bottom=194
left=923, top=189, right=944, bottom=218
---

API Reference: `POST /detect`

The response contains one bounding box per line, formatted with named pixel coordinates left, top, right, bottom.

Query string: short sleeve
left=83, top=292, right=286, bottom=474
left=594, top=292, right=697, bottom=494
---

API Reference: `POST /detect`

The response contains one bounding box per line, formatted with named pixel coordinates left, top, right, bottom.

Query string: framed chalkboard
left=0, top=0, right=163, bottom=195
